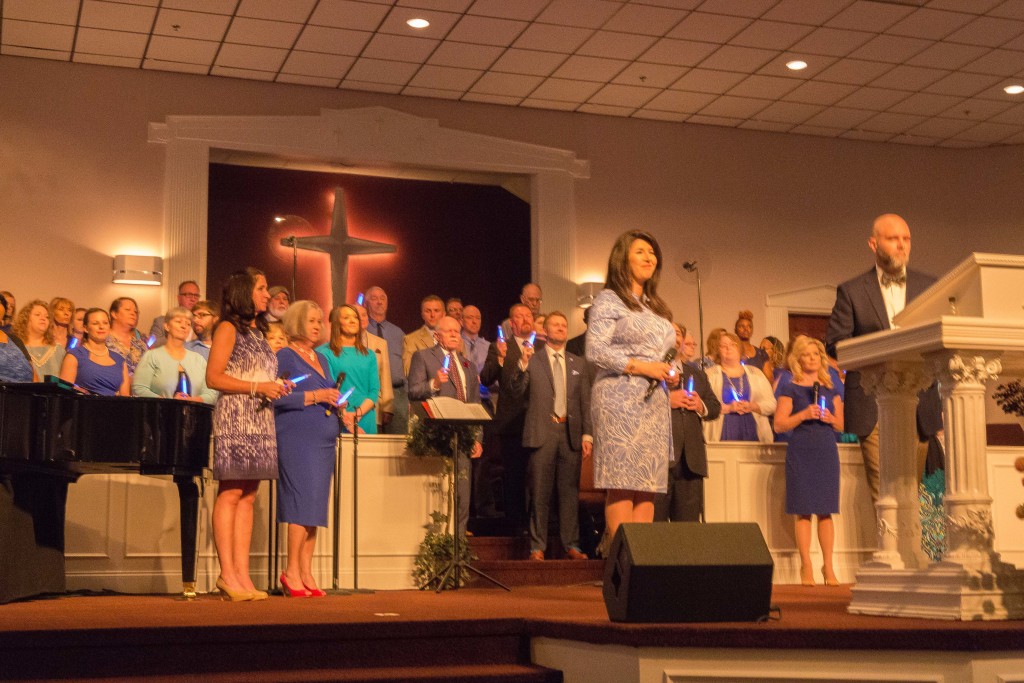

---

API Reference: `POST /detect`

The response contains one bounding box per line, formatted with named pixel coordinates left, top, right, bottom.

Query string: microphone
left=683, top=260, right=698, bottom=272
left=325, top=372, right=346, bottom=416
left=644, top=348, right=677, bottom=400
left=811, top=381, right=820, bottom=416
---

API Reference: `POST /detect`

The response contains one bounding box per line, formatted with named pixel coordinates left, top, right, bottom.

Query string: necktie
left=881, top=272, right=906, bottom=286
left=449, top=352, right=466, bottom=401
left=376, top=321, right=384, bottom=338
left=553, top=352, right=566, bottom=418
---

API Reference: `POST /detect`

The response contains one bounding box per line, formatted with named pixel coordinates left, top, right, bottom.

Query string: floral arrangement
left=994, top=379, right=1024, bottom=418
left=405, top=412, right=477, bottom=458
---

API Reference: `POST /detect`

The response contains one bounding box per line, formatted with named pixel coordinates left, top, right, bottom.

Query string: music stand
left=413, top=404, right=510, bottom=592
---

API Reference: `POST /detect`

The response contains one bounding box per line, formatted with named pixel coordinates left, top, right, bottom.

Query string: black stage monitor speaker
left=603, top=522, right=773, bottom=623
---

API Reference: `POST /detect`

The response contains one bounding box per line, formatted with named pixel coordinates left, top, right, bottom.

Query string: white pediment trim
left=764, top=284, right=837, bottom=339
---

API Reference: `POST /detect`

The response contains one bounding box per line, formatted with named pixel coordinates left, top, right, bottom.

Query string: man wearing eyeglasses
left=185, top=300, right=219, bottom=360
left=148, top=280, right=201, bottom=347
left=501, top=283, right=543, bottom=341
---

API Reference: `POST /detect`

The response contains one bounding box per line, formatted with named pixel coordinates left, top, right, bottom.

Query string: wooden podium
left=837, top=253, right=1024, bottom=620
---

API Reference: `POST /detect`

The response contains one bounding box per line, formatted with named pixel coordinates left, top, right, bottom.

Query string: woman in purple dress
left=205, top=268, right=290, bottom=602
left=273, top=300, right=342, bottom=598
left=703, top=333, right=775, bottom=443
left=773, top=336, right=845, bottom=587
left=59, top=308, right=129, bottom=396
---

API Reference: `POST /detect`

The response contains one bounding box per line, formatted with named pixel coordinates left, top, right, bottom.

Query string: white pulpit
left=838, top=252, right=1024, bottom=620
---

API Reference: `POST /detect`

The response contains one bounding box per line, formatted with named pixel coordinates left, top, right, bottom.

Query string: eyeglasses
left=523, top=297, right=542, bottom=304
left=193, top=312, right=213, bottom=319
left=179, top=292, right=201, bottom=299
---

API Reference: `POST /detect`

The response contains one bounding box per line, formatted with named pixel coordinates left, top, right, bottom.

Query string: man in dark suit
left=564, top=306, right=589, bottom=358
left=408, top=315, right=482, bottom=536
left=508, top=311, right=592, bottom=560
left=480, top=303, right=541, bottom=531
left=655, top=327, right=721, bottom=523
left=826, top=213, right=942, bottom=504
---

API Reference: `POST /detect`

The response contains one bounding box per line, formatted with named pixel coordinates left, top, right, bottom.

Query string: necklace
left=724, top=371, right=746, bottom=401
left=290, top=343, right=317, bottom=363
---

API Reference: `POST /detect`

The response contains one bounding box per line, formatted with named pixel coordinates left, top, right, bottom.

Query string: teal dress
left=316, top=343, right=380, bottom=434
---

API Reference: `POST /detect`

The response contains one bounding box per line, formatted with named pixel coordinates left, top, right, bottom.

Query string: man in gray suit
left=408, top=315, right=482, bottom=537
left=826, top=213, right=942, bottom=504
left=508, top=311, right=592, bottom=560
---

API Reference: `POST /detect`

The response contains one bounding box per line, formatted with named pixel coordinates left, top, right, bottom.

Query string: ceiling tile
left=237, top=0, right=318, bottom=22
left=346, top=57, right=419, bottom=85
left=362, top=33, right=440, bottom=62
left=378, top=8, right=463, bottom=39
left=210, top=65, right=276, bottom=81
left=695, top=0, right=777, bottom=19
left=782, top=80, right=859, bottom=105
left=311, top=0, right=390, bottom=31
left=588, top=83, right=660, bottom=107
left=397, top=0, right=473, bottom=11
left=859, top=112, right=926, bottom=133
left=665, top=12, right=750, bottom=42
left=1, top=44, right=69, bottom=60
left=577, top=31, right=658, bottom=60
left=885, top=8, right=974, bottom=39
left=75, top=27, right=149, bottom=57
left=888, top=134, right=939, bottom=146
left=762, top=0, right=852, bottom=26
left=727, top=74, right=802, bottom=99
left=552, top=55, right=630, bottom=82
left=923, top=71, right=1003, bottom=96
left=698, top=45, right=778, bottom=72
left=789, top=123, right=845, bottom=137
left=276, top=73, right=340, bottom=87
left=989, top=100, right=1024, bottom=123
left=427, top=41, right=502, bottom=69
left=402, top=85, right=463, bottom=99
left=294, top=25, right=372, bottom=56
left=408, top=64, right=482, bottom=90
left=577, top=103, right=637, bottom=116
left=81, top=0, right=157, bottom=33
left=839, top=129, right=893, bottom=141
left=685, top=113, right=743, bottom=127
left=3, top=20, right=75, bottom=51
left=826, top=0, right=915, bottom=31
left=990, top=0, right=1024, bottom=19
left=469, top=71, right=544, bottom=96
left=341, top=79, right=404, bottom=94
left=627, top=0, right=701, bottom=7
left=612, top=62, right=689, bottom=88
left=633, top=109, right=688, bottom=122
left=943, top=15, right=1024, bottom=46
left=74, top=52, right=140, bottom=67
left=756, top=53, right=839, bottom=79
left=446, top=15, right=528, bottom=46
left=1002, top=129, right=1024, bottom=143
left=162, top=0, right=237, bottom=12
left=790, top=27, right=875, bottom=57
left=466, top=0, right=548, bottom=21
left=225, top=17, right=302, bottom=48
left=802, top=105, right=876, bottom=128
left=814, top=58, right=895, bottom=84
left=639, top=38, right=719, bottom=67
left=962, top=48, right=1024, bottom=75
left=603, top=4, right=691, bottom=36
left=739, top=119, right=795, bottom=132
left=849, top=34, right=932, bottom=63
left=154, top=9, right=231, bottom=41
left=4, top=0, right=80, bottom=24
left=512, top=24, right=593, bottom=53
left=952, top=120, right=1020, bottom=141
left=835, top=86, right=912, bottom=109
left=669, top=67, right=748, bottom=93
left=999, top=32, right=1024, bottom=49
left=461, top=92, right=523, bottom=105
left=697, top=94, right=772, bottom=118
left=215, top=43, right=288, bottom=71
left=728, top=20, right=815, bottom=50
left=904, top=116, right=977, bottom=137
left=529, top=77, right=604, bottom=102
left=939, top=96, right=1014, bottom=119
left=904, top=41, right=989, bottom=69
left=535, top=0, right=621, bottom=29
left=490, top=48, right=565, bottom=76
left=142, top=57, right=209, bottom=73
left=642, top=89, right=717, bottom=113
left=280, top=50, right=354, bottom=78
left=519, top=97, right=579, bottom=111
left=869, top=64, right=948, bottom=90
left=887, top=91, right=964, bottom=115
left=926, top=0, right=1001, bottom=13
left=753, top=101, right=824, bottom=123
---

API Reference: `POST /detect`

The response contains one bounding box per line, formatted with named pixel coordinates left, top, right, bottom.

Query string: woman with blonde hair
left=49, top=297, right=74, bottom=349
left=14, top=300, right=65, bottom=380
left=703, top=332, right=775, bottom=443
left=132, top=307, right=217, bottom=404
left=773, top=336, right=844, bottom=587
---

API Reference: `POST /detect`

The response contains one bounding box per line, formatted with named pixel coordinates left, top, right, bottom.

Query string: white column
left=928, top=352, right=1002, bottom=574
left=163, top=139, right=209, bottom=302
left=860, top=361, right=933, bottom=569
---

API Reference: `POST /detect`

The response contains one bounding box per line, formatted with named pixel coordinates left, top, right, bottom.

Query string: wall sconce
left=112, top=255, right=163, bottom=285
left=576, top=281, right=604, bottom=308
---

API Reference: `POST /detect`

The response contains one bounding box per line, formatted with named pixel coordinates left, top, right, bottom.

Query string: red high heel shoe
left=280, top=573, right=311, bottom=598
left=303, top=583, right=327, bottom=598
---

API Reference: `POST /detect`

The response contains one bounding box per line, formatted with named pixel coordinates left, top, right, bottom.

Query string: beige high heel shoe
left=821, top=567, right=840, bottom=586
left=216, top=577, right=254, bottom=602
left=800, top=565, right=815, bottom=587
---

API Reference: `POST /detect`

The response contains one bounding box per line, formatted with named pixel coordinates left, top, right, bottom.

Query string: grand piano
left=0, top=380, right=213, bottom=603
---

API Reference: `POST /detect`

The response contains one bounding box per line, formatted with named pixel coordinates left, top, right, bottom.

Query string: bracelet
left=313, top=390, right=319, bottom=403
left=250, top=381, right=256, bottom=398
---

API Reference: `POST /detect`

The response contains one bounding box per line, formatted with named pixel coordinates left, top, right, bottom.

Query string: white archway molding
left=764, top=284, right=838, bottom=340
left=148, top=107, right=590, bottom=317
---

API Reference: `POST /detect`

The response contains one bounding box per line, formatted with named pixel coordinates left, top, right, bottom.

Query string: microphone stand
left=685, top=261, right=706, bottom=368
left=328, top=398, right=352, bottom=596
left=349, top=407, right=374, bottom=594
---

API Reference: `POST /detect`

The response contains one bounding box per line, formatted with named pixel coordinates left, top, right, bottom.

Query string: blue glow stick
left=687, top=376, right=694, bottom=393
left=356, top=292, right=364, bottom=306
left=146, top=334, right=156, bottom=348
left=69, top=337, right=79, bottom=349
left=336, top=387, right=354, bottom=406
left=178, top=374, right=190, bottom=396
left=497, top=326, right=505, bottom=342
left=527, top=331, right=536, bottom=346
left=819, top=396, right=827, bottom=413
left=442, top=355, right=451, bottom=371
left=290, top=374, right=310, bottom=384
left=730, top=387, right=740, bottom=402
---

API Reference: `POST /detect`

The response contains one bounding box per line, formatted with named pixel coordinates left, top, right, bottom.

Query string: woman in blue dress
left=0, top=294, right=32, bottom=383
left=318, top=304, right=379, bottom=435
left=587, top=230, right=675, bottom=542
left=773, top=336, right=845, bottom=587
left=703, top=333, right=776, bottom=443
left=273, top=300, right=342, bottom=598
left=59, top=308, right=129, bottom=396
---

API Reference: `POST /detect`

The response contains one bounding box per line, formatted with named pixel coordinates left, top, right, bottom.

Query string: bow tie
left=880, top=272, right=906, bottom=286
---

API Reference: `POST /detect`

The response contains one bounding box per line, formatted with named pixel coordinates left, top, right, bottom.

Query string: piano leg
left=0, top=473, right=70, bottom=604
left=174, top=475, right=201, bottom=600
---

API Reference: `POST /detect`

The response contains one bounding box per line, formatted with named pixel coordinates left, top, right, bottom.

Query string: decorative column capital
left=931, top=353, right=1002, bottom=389
left=860, top=361, right=934, bottom=399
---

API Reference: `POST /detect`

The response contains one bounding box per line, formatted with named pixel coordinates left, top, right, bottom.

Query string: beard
left=875, top=248, right=908, bottom=273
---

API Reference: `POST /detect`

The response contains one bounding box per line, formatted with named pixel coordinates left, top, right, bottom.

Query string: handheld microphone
left=325, top=372, right=346, bottom=416
left=811, top=381, right=820, bottom=416
left=683, top=260, right=698, bottom=272
left=644, top=348, right=677, bottom=400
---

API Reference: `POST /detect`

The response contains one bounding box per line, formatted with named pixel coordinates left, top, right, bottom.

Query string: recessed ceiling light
left=407, top=18, right=429, bottom=29
left=1004, top=84, right=1024, bottom=95
left=786, top=60, right=808, bottom=71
